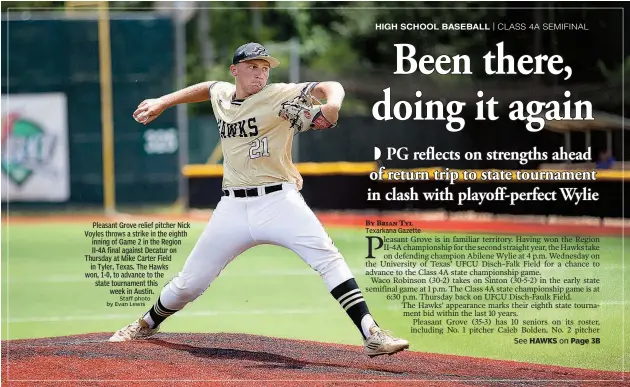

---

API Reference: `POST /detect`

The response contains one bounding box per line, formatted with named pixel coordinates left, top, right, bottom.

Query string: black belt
left=223, top=184, right=283, bottom=198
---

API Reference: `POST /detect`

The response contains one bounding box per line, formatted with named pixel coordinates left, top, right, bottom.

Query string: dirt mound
left=2, top=333, right=626, bottom=386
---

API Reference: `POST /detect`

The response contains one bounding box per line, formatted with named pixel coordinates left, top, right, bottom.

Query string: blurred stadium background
left=1, top=1, right=628, bottom=373
left=1, top=1, right=627, bottom=218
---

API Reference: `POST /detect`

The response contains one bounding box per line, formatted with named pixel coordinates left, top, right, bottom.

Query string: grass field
left=2, top=221, right=628, bottom=372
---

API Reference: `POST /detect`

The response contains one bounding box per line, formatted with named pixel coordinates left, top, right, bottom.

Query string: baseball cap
left=232, top=42, right=280, bottom=68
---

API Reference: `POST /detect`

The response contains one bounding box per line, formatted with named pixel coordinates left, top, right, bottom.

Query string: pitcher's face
left=231, top=59, right=270, bottom=96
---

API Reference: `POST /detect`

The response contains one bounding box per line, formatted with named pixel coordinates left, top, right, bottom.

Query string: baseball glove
left=278, top=89, right=336, bottom=133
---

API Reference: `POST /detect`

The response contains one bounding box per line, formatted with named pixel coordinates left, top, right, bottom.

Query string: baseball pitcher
left=109, top=42, right=409, bottom=357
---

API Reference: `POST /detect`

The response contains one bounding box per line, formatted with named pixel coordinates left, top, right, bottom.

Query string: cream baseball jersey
left=208, top=81, right=317, bottom=190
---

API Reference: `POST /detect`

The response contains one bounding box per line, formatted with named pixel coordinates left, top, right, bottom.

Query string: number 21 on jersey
left=249, top=136, right=270, bottom=159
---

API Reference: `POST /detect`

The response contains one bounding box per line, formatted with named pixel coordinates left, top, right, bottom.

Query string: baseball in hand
left=133, top=98, right=166, bottom=125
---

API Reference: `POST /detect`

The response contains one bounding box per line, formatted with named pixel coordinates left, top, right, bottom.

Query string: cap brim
left=239, top=56, right=280, bottom=68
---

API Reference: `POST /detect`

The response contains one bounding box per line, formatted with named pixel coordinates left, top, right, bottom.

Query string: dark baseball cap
left=232, top=42, right=280, bottom=68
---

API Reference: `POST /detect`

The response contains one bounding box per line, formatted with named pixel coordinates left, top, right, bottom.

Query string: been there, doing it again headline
left=371, top=42, right=594, bottom=132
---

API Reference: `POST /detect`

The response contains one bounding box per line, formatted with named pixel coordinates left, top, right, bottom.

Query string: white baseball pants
left=159, top=182, right=355, bottom=310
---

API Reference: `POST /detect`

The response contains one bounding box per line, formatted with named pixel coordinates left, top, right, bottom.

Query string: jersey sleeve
left=208, top=81, right=221, bottom=100
left=208, top=81, right=234, bottom=110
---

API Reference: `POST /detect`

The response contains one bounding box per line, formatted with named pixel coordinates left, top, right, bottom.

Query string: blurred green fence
left=2, top=16, right=178, bottom=206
